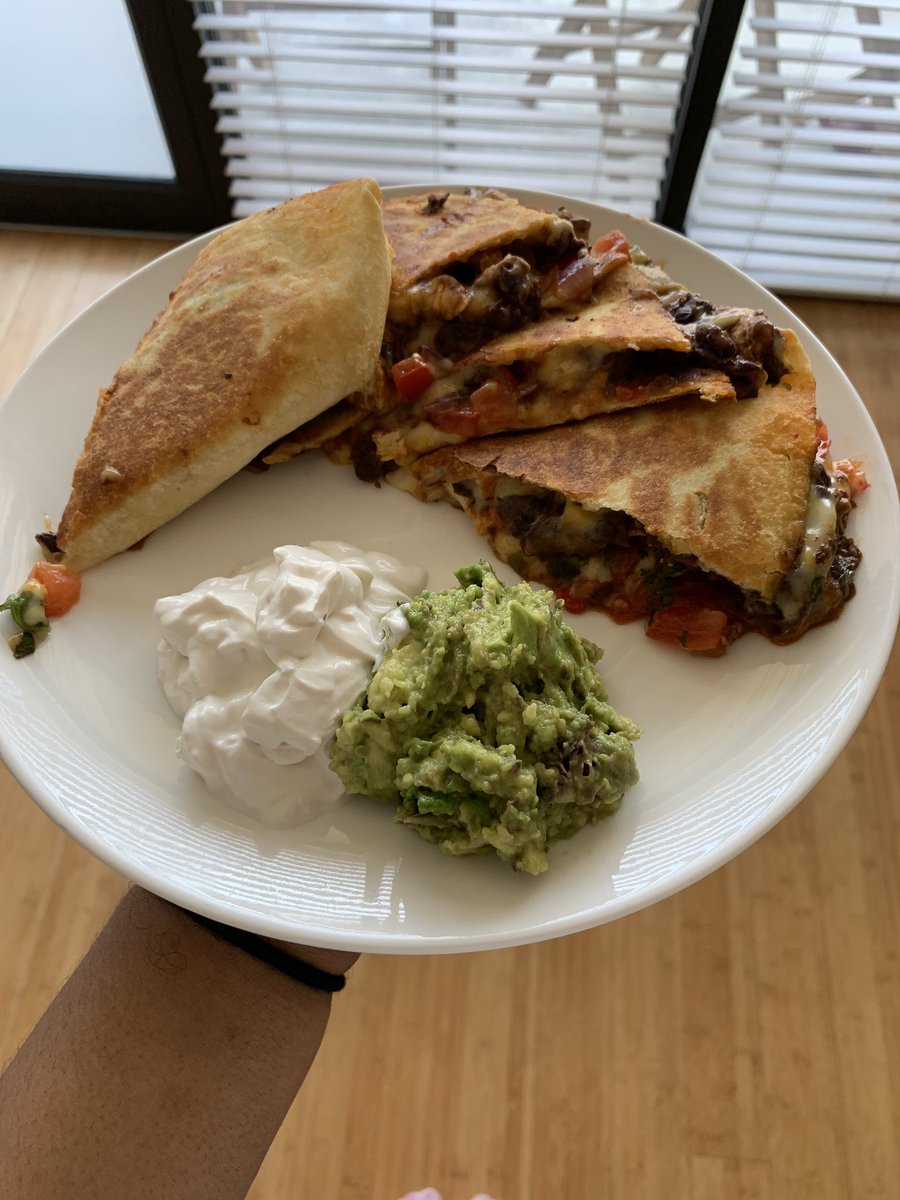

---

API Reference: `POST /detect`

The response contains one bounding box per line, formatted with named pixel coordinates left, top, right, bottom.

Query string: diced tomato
left=815, top=420, right=831, bottom=462
left=834, top=457, right=869, bottom=499
left=645, top=603, right=729, bottom=653
left=391, top=353, right=435, bottom=400
left=590, top=230, right=631, bottom=281
left=27, top=561, right=82, bottom=617
left=605, top=591, right=648, bottom=624
left=556, top=581, right=649, bottom=622
left=604, top=545, right=644, bottom=589
left=592, top=230, right=630, bottom=255
left=469, top=368, right=519, bottom=431
left=424, top=398, right=482, bottom=438
left=814, top=418, right=867, bottom=499
left=554, top=586, right=589, bottom=615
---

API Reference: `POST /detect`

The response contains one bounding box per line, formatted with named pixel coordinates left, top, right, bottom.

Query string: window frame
left=0, top=0, right=231, bottom=234
left=0, top=0, right=743, bottom=236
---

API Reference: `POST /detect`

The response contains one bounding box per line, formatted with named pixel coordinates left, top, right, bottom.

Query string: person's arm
left=0, top=886, right=357, bottom=1200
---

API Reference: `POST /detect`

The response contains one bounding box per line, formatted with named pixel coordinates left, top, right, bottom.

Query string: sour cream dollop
left=154, top=542, right=426, bottom=827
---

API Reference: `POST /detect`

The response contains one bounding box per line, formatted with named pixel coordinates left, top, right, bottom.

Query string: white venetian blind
left=686, top=0, right=900, bottom=299
left=191, top=0, right=700, bottom=219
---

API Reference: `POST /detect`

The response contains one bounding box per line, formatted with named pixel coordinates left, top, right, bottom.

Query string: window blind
left=685, top=0, right=900, bottom=299
left=192, top=0, right=701, bottom=219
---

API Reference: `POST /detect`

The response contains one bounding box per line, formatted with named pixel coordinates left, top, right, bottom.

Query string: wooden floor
left=1, top=229, right=898, bottom=1200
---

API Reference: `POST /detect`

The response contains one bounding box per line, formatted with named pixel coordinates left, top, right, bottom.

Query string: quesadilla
left=41, top=177, right=390, bottom=573
left=392, top=331, right=862, bottom=654
left=267, top=190, right=790, bottom=477
left=253, top=185, right=600, bottom=463
left=363, top=260, right=736, bottom=472
left=383, top=187, right=590, bottom=361
left=632, top=246, right=788, bottom=397
left=364, top=188, right=639, bottom=415
left=379, top=192, right=788, bottom=411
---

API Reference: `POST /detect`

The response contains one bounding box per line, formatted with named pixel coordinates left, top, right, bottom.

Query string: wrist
left=263, top=939, right=359, bottom=977
left=166, top=897, right=359, bottom=991
left=127, top=888, right=359, bottom=994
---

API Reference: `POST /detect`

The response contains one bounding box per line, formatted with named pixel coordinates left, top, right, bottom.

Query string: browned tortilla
left=470, top=261, right=692, bottom=363
left=261, top=400, right=368, bottom=465
left=50, top=178, right=390, bottom=572
left=401, top=330, right=817, bottom=601
left=384, top=187, right=577, bottom=291
left=368, top=262, right=734, bottom=466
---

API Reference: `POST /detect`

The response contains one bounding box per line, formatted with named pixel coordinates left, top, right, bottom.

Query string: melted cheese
left=534, top=344, right=609, bottom=391
left=775, top=477, right=839, bottom=624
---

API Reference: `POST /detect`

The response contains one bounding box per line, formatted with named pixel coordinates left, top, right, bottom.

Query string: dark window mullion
left=124, top=0, right=231, bottom=230
left=655, top=0, right=747, bottom=233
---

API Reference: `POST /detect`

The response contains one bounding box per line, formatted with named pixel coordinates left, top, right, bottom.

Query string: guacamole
left=330, top=563, right=639, bottom=874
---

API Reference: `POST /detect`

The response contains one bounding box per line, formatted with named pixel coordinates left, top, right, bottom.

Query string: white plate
left=1, top=186, right=897, bottom=954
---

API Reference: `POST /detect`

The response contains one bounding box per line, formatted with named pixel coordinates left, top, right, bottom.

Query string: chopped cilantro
left=1, top=581, right=50, bottom=659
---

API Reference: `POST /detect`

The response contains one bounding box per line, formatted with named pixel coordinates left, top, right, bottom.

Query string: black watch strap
left=185, top=910, right=347, bottom=993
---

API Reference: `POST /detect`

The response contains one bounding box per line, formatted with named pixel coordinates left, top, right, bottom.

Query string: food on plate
left=40, top=177, right=391, bottom=572
left=632, top=244, right=788, bottom=395
left=33, top=180, right=866, bottom=666
left=154, top=542, right=425, bottom=826
left=2, top=581, right=49, bottom=659
left=267, top=186, right=602, bottom=470
left=26, top=561, right=83, bottom=617
left=1, top=562, right=82, bottom=658
left=363, top=259, right=736, bottom=470
left=393, top=332, right=863, bottom=655
left=330, top=562, right=639, bottom=874
left=382, top=187, right=589, bottom=374
left=260, top=399, right=367, bottom=465
left=298, top=189, right=789, bottom=482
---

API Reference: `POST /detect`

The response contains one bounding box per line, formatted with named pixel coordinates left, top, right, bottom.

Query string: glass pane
left=0, top=0, right=174, bottom=179
left=195, top=0, right=700, bottom=219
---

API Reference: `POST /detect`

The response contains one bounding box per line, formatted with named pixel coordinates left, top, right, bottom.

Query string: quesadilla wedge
left=379, top=191, right=787, bottom=412
left=41, top=178, right=390, bottom=572
left=392, top=331, right=862, bottom=654
left=386, top=187, right=583, bottom=292
left=632, top=245, right=788, bottom=397
left=384, top=187, right=586, bottom=354
left=365, top=189, right=639, bottom=416
left=361, top=260, right=736, bottom=473
left=259, top=399, right=367, bottom=466
left=266, top=191, right=789, bottom=473
left=247, top=185, right=601, bottom=463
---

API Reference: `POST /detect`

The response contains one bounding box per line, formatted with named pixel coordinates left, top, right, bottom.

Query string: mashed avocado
left=330, top=563, right=639, bottom=874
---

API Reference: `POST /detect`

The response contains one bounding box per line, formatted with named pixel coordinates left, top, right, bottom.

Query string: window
left=686, top=0, right=900, bottom=298
left=0, top=0, right=173, bottom=180
left=0, top=0, right=229, bottom=233
left=5, top=0, right=898, bottom=300
left=194, top=0, right=703, bottom=218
